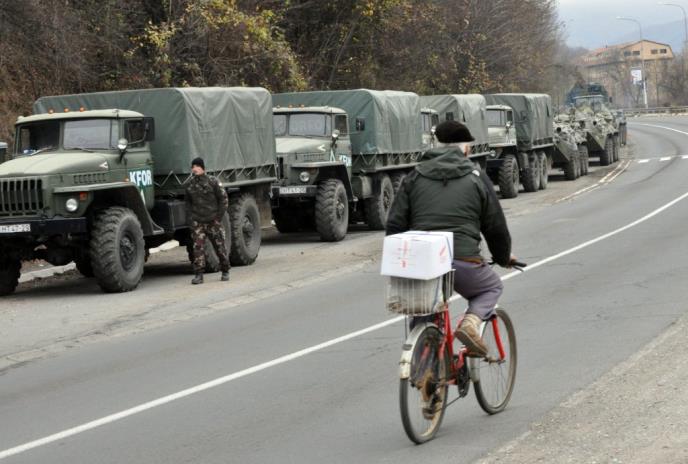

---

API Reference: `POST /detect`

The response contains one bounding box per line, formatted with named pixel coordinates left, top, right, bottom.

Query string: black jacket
left=185, top=174, right=228, bottom=223
left=385, top=146, right=511, bottom=266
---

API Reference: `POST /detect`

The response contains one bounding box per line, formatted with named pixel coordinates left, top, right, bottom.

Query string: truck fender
left=315, top=165, right=354, bottom=199
left=89, top=184, right=157, bottom=236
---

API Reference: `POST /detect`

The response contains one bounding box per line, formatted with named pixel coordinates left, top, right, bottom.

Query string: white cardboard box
left=380, top=231, right=454, bottom=280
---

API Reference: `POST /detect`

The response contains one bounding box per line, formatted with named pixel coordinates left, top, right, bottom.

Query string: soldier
left=186, top=157, right=230, bottom=285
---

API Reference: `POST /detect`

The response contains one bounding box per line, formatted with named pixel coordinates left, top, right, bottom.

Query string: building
left=578, top=40, right=675, bottom=108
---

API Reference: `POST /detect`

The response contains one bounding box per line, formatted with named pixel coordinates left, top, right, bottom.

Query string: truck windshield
left=64, top=119, right=118, bottom=150
left=286, top=113, right=331, bottom=137
left=486, top=110, right=505, bottom=127
left=273, top=114, right=287, bottom=136
left=17, top=121, right=60, bottom=155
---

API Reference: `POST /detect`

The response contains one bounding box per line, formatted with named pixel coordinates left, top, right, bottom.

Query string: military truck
left=572, top=96, right=619, bottom=167
left=271, top=89, right=425, bottom=234
left=420, top=107, right=440, bottom=151
left=483, top=94, right=555, bottom=199
left=419, top=94, right=494, bottom=169
left=0, top=87, right=276, bottom=296
left=0, top=141, right=7, bottom=163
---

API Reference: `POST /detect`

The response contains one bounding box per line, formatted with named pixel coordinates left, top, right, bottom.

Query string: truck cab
left=420, top=108, right=439, bottom=150
left=486, top=105, right=516, bottom=149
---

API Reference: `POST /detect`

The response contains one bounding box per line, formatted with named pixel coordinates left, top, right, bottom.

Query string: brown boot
left=455, top=313, right=488, bottom=357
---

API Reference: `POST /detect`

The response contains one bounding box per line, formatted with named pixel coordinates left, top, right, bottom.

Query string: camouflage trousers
left=191, top=219, right=230, bottom=273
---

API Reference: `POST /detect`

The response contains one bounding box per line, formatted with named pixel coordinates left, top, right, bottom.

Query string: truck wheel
left=315, top=179, right=349, bottom=242
left=579, top=146, right=589, bottom=176
left=522, top=153, right=540, bottom=193
left=90, top=206, right=145, bottom=293
left=0, top=258, right=21, bottom=296
left=74, top=251, right=94, bottom=277
left=186, top=213, right=232, bottom=273
left=574, top=152, right=581, bottom=178
left=229, top=193, right=261, bottom=266
left=365, top=174, right=394, bottom=230
left=599, top=138, right=612, bottom=166
left=498, top=155, right=519, bottom=199
left=391, top=172, right=407, bottom=194
left=538, top=152, right=550, bottom=190
left=273, top=208, right=300, bottom=233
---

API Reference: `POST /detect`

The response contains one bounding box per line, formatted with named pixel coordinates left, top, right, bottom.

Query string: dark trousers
left=191, top=219, right=230, bottom=273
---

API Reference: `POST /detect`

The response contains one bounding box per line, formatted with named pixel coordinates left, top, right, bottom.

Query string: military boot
left=455, top=313, right=488, bottom=357
left=191, top=273, right=204, bottom=285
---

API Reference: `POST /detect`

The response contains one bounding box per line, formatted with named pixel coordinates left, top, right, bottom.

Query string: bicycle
left=388, top=261, right=526, bottom=444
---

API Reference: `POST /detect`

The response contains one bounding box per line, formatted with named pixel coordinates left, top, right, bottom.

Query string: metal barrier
left=623, top=106, right=688, bottom=116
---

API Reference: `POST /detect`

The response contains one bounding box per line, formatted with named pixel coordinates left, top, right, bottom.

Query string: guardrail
left=623, top=106, right=688, bottom=116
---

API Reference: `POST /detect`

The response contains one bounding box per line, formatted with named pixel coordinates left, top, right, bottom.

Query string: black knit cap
left=435, top=120, right=475, bottom=144
left=191, top=157, right=205, bottom=170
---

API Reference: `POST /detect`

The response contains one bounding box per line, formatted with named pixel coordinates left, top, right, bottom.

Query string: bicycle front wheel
left=473, top=308, right=517, bottom=414
left=399, top=325, right=449, bottom=444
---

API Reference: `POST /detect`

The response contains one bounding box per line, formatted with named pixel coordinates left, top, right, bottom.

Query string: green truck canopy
left=33, top=87, right=276, bottom=176
left=420, top=94, right=489, bottom=146
left=484, top=93, right=553, bottom=149
left=272, top=89, right=423, bottom=155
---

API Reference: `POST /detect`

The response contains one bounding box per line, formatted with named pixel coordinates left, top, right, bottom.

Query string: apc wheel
left=563, top=153, right=578, bottom=180
left=90, top=206, right=145, bottom=293
left=365, top=174, right=394, bottom=230
left=400, top=325, right=449, bottom=444
left=599, top=138, right=612, bottom=166
left=613, top=135, right=620, bottom=162
left=315, top=179, right=349, bottom=242
left=498, top=155, right=519, bottom=199
left=472, top=309, right=517, bottom=414
left=229, top=193, right=261, bottom=266
left=538, top=152, right=550, bottom=190
left=186, top=213, right=231, bottom=273
left=522, top=153, right=540, bottom=192
left=0, top=258, right=21, bottom=296
left=579, top=146, right=589, bottom=176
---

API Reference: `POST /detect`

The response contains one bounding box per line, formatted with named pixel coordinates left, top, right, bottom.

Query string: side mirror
left=117, top=138, right=128, bottom=162
left=430, top=126, right=436, bottom=136
left=506, top=121, right=513, bottom=129
left=332, top=129, right=340, bottom=141
left=355, top=118, right=365, bottom=131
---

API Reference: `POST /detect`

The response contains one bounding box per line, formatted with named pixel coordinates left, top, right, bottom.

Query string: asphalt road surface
left=2, top=116, right=688, bottom=463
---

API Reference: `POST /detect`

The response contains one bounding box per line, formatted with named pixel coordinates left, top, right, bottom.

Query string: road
left=1, top=116, right=688, bottom=463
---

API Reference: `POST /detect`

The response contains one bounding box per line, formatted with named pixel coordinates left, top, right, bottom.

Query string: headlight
left=65, top=198, right=79, bottom=212
left=299, top=171, right=310, bottom=183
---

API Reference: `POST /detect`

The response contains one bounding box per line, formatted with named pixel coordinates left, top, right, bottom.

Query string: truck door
left=334, top=114, right=352, bottom=177
left=123, top=119, right=155, bottom=209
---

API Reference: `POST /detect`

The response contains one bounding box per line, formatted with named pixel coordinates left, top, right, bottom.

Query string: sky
left=558, top=0, right=688, bottom=51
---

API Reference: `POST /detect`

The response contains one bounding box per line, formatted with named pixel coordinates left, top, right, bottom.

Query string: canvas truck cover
left=419, top=94, right=489, bottom=146
left=33, top=87, right=276, bottom=176
left=484, top=94, right=554, bottom=149
left=272, top=89, right=423, bottom=155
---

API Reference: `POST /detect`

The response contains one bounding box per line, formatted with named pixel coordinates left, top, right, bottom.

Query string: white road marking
left=3, top=189, right=688, bottom=460
left=555, top=160, right=630, bottom=203
left=683, top=155, right=688, bottom=160
left=638, top=159, right=651, bottom=163
left=660, top=157, right=672, bottom=161
left=630, top=122, right=688, bottom=137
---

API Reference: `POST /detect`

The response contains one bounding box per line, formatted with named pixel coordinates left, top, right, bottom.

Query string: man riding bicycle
left=385, top=120, right=517, bottom=357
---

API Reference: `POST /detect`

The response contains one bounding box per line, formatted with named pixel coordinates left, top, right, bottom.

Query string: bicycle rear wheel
left=472, top=308, right=517, bottom=414
left=399, top=325, right=449, bottom=444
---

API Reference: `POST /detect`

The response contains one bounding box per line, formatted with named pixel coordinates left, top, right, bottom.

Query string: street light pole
left=658, top=2, right=688, bottom=50
left=617, top=16, right=649, bottom=108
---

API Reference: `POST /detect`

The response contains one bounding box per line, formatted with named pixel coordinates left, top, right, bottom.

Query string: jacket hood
left=416, top=146, right=476, bottom=180
left=0, top=151, right=110, bottom=177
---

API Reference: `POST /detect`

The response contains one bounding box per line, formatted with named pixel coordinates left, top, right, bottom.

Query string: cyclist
left=385, top=120, right=517, bottom=356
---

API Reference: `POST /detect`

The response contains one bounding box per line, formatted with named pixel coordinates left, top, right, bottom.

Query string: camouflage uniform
left=185, top=173, right=230, bottom=273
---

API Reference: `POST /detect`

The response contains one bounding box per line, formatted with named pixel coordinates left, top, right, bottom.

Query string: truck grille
left=0, top=178, right=44, bottom=216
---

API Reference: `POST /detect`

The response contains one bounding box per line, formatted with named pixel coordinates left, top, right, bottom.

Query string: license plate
left=279, top=186, right=308, bottom=195
left=0, top=223, right=31, bottom=233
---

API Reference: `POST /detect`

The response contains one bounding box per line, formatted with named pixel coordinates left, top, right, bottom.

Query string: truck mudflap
left=272, top=185, right=318, bottom=198
left=0, top=217, right=87, bottom=236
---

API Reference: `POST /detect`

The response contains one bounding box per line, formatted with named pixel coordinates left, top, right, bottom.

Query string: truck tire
left=365, top=174, right=394, bottom=230
left=391, top=172, right=407, bottom=194
left=579, top=145, right=589, bottom=176
left=0, top=258, right=21, bottom=296
left=186, top=213, right=232, bottom=273
left=229, top=193, right=261, bottom=266
left=599, top=138, right=612, bottom=166
left=538, top=151, right=550, bottom=190
left=315, top=179, right=349, bottom=242
left=498, top=155, right=519, bottom=199
left=90, top=206, right=145, bottom=293
left=273, top=208, right=300, bottom=233
left=522, top=153, right=540, bottom=193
